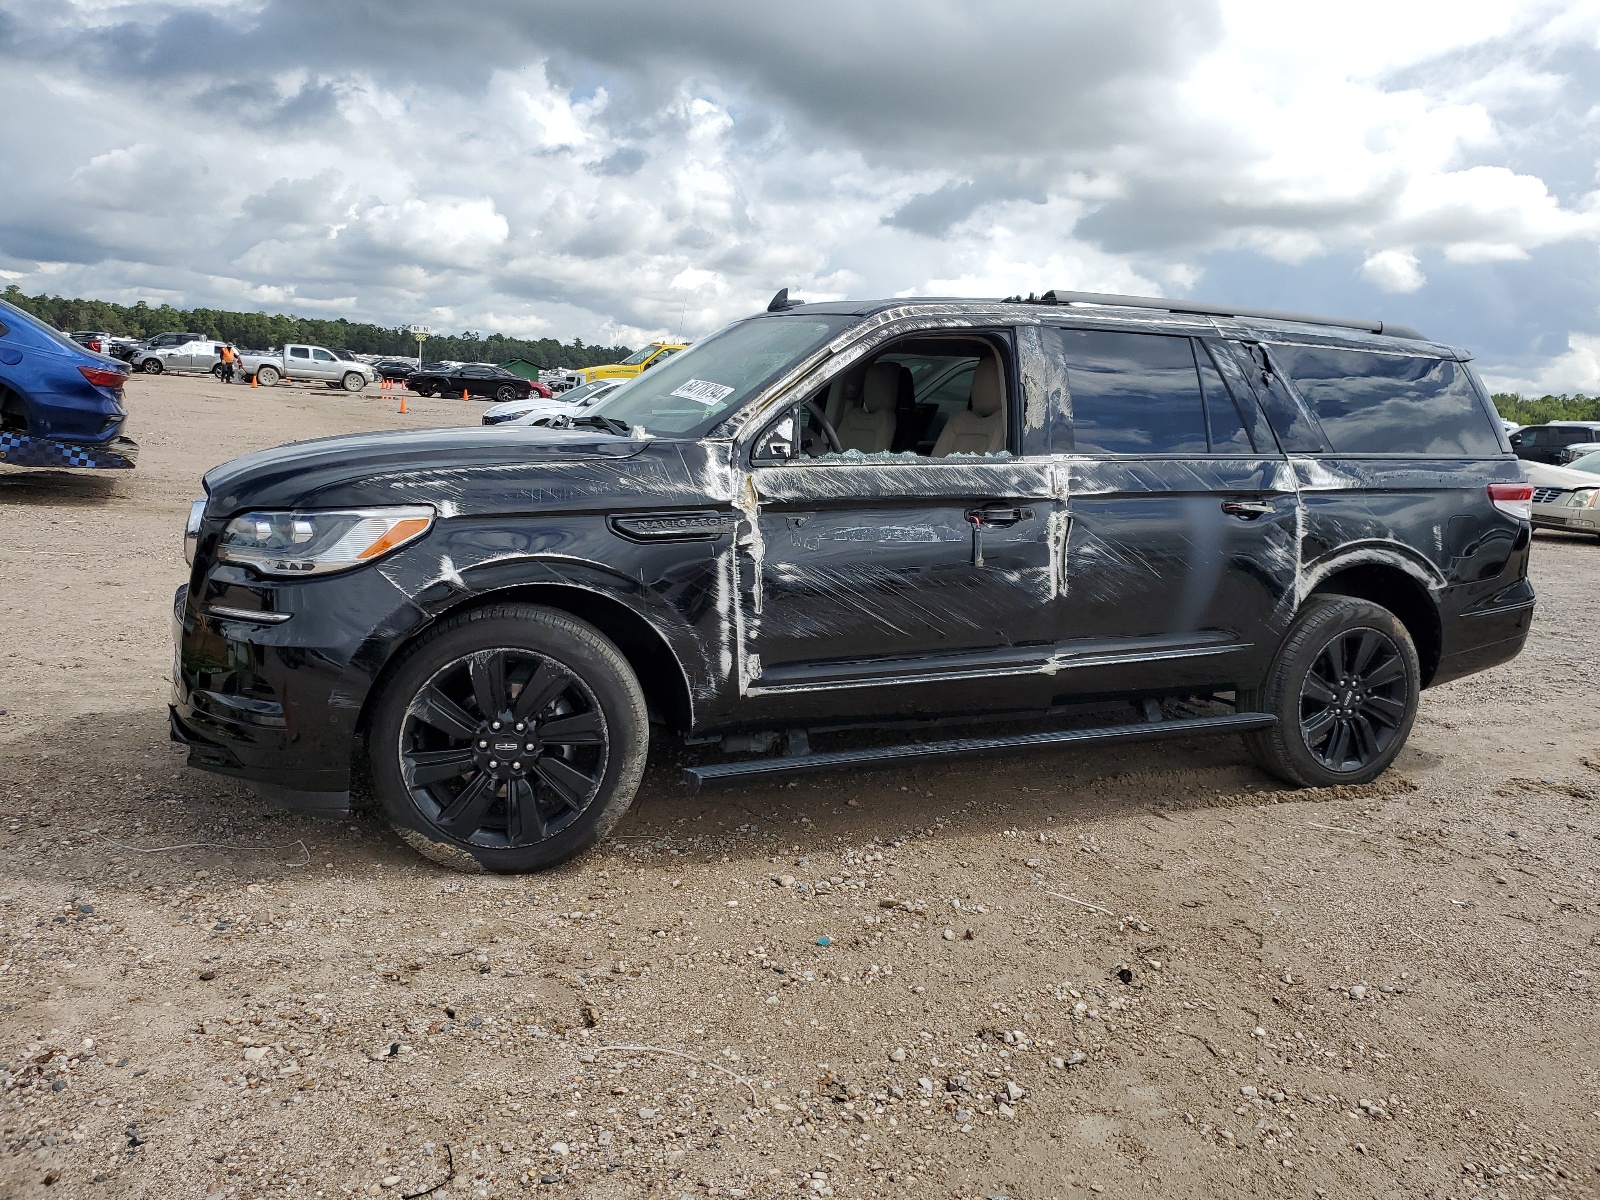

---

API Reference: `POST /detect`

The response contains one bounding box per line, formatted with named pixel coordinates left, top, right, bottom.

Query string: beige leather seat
left=833, top=362, right=899, bottom=453
left=931, top=356, right=1006, bottom=456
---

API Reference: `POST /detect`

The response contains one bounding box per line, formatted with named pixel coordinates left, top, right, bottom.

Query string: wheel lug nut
left=514, top=723, right=525, bottom=732
left=478, top=740, right=488, bottom=749
left=512, top=761, right=522, bottom=771
left=491, top=721, right=502, bottom=731
left=488, top=760, right=499, bottom=769
left=525, top=743, right=535, bottom=751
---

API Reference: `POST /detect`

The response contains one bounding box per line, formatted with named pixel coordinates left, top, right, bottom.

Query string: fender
left=1298, top=537, right=1447, bottom=601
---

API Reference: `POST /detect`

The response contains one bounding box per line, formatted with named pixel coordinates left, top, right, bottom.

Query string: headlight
left=184, top=498, right=206, bottom=565
left=1570, top=488, right=1600, bottom=509
left=218, top=506, right=434, bottom=577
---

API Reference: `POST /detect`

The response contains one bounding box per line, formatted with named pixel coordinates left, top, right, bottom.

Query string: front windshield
left=619, top=346, right=659, bottom=366
left=1569, top=451, right=1600, bottom=475
left=557, top=379, right=615, bottom=405
left=593, top=316, right=854, bottom=436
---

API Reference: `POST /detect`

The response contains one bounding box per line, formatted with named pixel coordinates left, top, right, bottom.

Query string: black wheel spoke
left=514, top=662, right=571, bottom=722
left=1349, top=714, right=1378, bottom=762
left=413, top=686, right=479, bottom=740
left=437, top=771, right=500, bottom=836
left=537, top=711, right=604, bottom=745
left=470, top=652, right=508, bottom=720
left=505, top=776, right=543, bottom=845
left=1360, top=694, right=1407, bottom=727
left=1324, top=720, right=1352, bottom=767
left=1301, top=671, right=1339, bottom=705
left=1301, top=708, right=1337, bottom=745
left=1362, top=656, right=1405, bottom=688
left=534, top=756, right=596, bottom=811
left=406, top=747, right=477, bottom=787
left=1348, top=631, right=1382, bottom=677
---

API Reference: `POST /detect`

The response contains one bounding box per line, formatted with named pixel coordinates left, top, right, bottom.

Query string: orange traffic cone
left=461, top=388, right=469, bottom=401
left=399, top=392, right=408, bottom=414
left=250, top=374, right=258, bottom=388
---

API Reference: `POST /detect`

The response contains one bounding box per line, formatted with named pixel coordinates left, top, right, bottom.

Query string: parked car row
left=1509, top=420, right=1600, bottom=466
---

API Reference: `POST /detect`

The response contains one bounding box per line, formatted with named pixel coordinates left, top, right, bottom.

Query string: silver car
left=1526, top=453, right=1600, bottom=539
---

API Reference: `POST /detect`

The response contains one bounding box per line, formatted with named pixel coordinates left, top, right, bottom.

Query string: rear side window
left=1052, top=329, right=1256, bottom=455
left=1272, top=346, right=1501, bottom=456
left=289, top=347, right=310, bottom=360
left=1056, top=330, right=1208, bottom=454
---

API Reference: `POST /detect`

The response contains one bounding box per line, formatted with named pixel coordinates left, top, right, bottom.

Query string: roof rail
left=1003, top=289, right=1424, bottom=341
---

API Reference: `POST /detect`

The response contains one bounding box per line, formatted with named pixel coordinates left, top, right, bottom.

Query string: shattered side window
left=1273, top=346, right=1503, bottom=456
left=1054, top=329, right=1209, bottom=455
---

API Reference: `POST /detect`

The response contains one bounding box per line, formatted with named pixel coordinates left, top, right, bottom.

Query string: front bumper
left=0, top=431, right=138, bottom=469
left=1531, top=502, right=1598, bottom=532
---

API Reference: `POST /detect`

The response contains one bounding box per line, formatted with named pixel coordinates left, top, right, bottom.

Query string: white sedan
left=481, top=378, right=622, bottom=426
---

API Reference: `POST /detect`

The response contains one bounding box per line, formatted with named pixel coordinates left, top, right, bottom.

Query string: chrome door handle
left=1222, top=499, right=1275, bottom=519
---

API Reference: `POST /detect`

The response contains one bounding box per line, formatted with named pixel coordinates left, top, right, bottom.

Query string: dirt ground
left=0, top=372, right=1596, bottom=1200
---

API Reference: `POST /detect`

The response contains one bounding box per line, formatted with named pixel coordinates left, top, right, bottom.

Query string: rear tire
left=1240, top=594, right=1420, bottom=788
left=256, top=365, right=280, bottom=386
left=496, top=384, right=518, bottom=403
left=369, top=604, right=649, bottom=873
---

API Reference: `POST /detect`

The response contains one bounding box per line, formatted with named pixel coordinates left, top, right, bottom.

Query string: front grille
left=1531, top=487, right=1564, bottom=504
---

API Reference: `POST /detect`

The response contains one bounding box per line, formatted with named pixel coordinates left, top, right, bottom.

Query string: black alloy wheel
left=371, top=604, right=649, bottom=872
left=1296, top=627, right=1409, bottom=772
left=400, top=647, right=608, bottom=847
left=1241, top=594, right=1420, bottom=788
left=495, top=384, right=518, bottom=403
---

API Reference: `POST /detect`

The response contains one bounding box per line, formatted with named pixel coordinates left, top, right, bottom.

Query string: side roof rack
left=1003, top=289, right=1424, bottom=341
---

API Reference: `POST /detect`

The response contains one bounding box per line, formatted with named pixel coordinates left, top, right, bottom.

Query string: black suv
left=1509, top=422, right=1600, bottom=464
left=171, top=290, right=1535, bottom=872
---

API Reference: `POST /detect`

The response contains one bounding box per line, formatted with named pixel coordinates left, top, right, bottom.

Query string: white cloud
left=1360, top=249, right=1427, bottom=293
left=1482, top=333, right=1600, bottom=395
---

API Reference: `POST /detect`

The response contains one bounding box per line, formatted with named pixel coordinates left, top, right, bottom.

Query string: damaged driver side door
left=732, top=351, right=1064, bottom=716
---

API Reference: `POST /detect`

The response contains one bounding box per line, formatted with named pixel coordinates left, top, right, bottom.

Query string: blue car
left=0, top=297, right=137, bottom=469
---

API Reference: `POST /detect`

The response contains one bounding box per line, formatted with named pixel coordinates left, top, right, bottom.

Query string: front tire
left=342, top=372, right=366, bottom=392
left=256, top=365, right=280, bottom=386
left=141, top=359, right=163, bottom=375
left=369, top=604, right=649, bottom=873
left=1240, top=595, right=1420, bottom=788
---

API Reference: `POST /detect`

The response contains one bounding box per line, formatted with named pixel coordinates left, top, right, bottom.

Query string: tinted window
left=1273, top=346, right=1501, bottom=456
left=1056, top=330, right=1208, bottom=455
left=1195, top=341, right=1253, bottom=452
left=312, top=349, right=335, bottom=362
left=289, top=347, right=310, bottom=359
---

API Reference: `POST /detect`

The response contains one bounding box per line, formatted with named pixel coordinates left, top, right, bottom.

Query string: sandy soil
left=0, top=372, right=1596, bottom=1200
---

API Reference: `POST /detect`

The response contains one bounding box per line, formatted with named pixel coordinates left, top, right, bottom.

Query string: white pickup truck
left=241, top=345, right=377, bottom=391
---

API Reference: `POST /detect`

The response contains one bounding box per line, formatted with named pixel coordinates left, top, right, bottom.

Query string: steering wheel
left=801, top=400, right=843, bottom=454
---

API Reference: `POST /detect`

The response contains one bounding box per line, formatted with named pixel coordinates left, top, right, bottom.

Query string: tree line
left=1491, top=393, right=1600, bottom=425
left=0, top=286, right=633, bottom=370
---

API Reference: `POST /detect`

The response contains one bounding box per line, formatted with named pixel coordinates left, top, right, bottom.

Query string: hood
left=1523, top=460, right=1600, bottom=490
left=203, top=424, right=650, bottom=514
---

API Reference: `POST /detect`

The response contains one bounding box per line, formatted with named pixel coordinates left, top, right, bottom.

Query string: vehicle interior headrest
left=970, top=356, right=1002, bottom=417
left=863, top=362, right=901, bottom=414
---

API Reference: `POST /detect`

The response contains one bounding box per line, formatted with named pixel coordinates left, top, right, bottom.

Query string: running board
left=681, top=712, right=1276, bottom=791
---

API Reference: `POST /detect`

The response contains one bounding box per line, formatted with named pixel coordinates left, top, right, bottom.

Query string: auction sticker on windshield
left=670, top=379, right=735, bottom=405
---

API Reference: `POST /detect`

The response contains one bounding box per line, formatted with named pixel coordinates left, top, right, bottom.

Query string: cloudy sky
left=1, top=0, right=1599, bottom=392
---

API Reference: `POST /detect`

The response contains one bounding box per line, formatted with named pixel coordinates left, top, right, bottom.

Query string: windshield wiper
left=569, top=414, right=633, bottom=437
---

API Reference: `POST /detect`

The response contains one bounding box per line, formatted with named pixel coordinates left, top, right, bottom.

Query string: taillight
left=79, top=365, right=128, bottom=389
left=88, top=339, right=101, bottom=352
left=1488, top=482, right=1534, bottom=520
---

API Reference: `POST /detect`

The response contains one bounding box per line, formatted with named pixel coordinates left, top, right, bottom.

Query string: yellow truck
left=580, top=341, right=687, bottom=384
